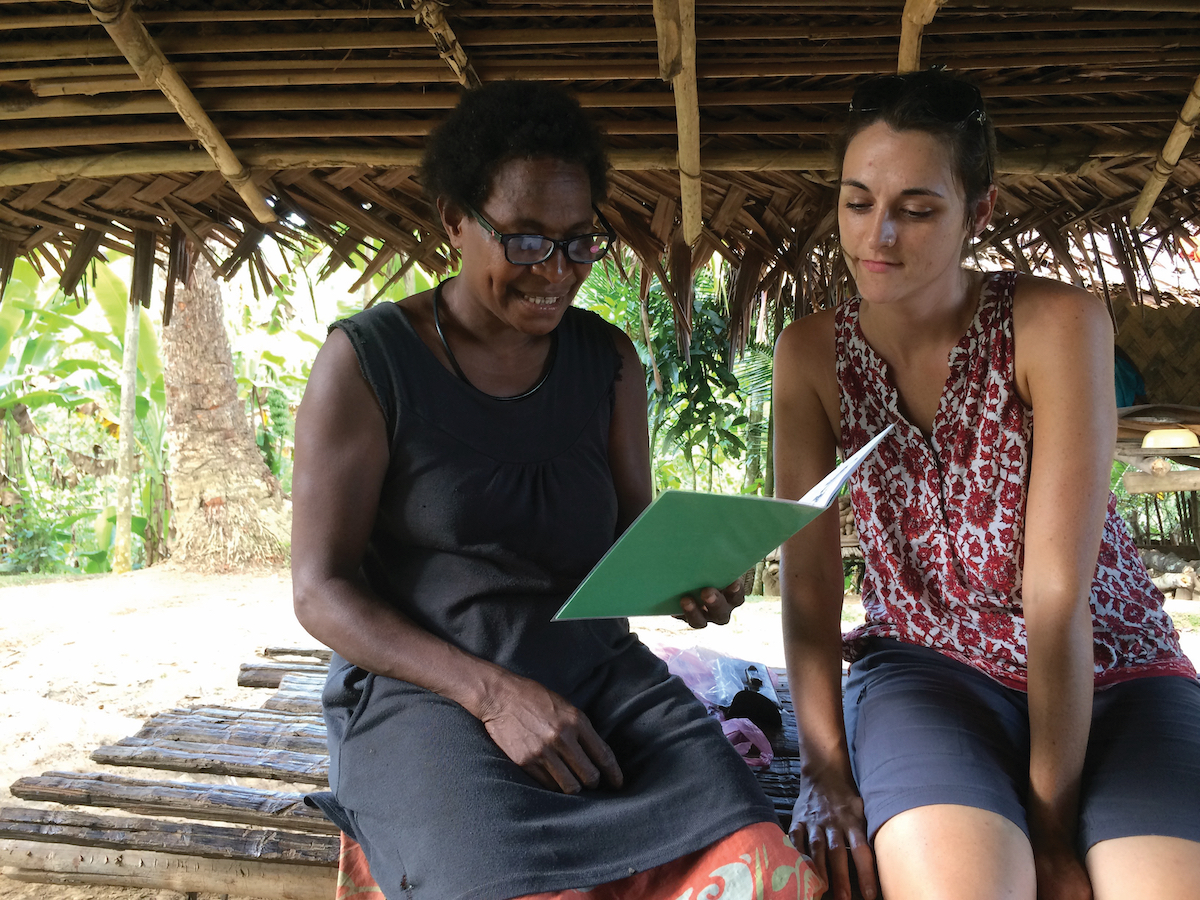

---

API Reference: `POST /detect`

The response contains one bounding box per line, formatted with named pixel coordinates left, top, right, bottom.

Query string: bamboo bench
left=1, top=648, right=807, bottom=900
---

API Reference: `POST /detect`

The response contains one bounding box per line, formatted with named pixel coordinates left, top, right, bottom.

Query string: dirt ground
left=1, top=566, right=1197, bottom=900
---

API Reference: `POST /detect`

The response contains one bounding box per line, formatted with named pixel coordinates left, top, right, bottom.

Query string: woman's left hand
left=1032, top=837, right=1093, bottom=900
left=678, top=580, right=746, bottom=628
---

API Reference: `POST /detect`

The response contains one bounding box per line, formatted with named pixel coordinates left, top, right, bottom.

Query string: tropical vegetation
left=1, top=239, right=1196, bottom=577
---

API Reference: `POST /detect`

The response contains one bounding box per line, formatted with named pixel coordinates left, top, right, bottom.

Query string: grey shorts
left=844, top=638, right=1200, bottom=853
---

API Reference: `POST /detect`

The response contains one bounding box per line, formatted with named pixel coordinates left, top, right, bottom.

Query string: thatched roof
left=0, top=0, right=1198, bottom=336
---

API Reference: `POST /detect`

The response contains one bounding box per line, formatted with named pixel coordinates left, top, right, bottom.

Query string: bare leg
left=1087, top=836, right=1200, bottom=900
left=873, top=804, right=1035, bottom=900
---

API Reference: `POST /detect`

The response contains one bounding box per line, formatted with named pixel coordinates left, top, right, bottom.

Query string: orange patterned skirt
left=337, top=821, right=823, bottom=900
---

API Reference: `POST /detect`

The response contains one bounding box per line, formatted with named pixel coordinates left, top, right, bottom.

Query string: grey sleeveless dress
left=308, top=286, right=775, bottom=900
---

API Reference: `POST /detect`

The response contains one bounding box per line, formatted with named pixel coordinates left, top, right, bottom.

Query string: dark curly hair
left=835, top=69, right=996, bottom=232
left=420, top=81, right=609, bottom=210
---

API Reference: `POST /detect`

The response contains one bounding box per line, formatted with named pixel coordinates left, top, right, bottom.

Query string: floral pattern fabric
left=337, top=823, right=822, bottom=900
left=836, top=270, right=1195, bottom=689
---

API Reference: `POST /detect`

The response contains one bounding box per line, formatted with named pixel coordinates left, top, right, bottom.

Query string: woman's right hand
left=790, top=771, right=879, bottom=900
left=475, top=670, right=624, bottom=794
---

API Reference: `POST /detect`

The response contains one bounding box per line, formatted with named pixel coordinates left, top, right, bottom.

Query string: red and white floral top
left=837, top=270, right=1195, bottom=690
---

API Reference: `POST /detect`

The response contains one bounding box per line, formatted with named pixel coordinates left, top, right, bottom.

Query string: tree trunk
left=112, top=296, right=140, bottom=573
left=161, top=257, right=287, bottom=568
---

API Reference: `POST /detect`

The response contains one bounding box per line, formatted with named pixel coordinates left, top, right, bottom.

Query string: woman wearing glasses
left=292, top=82, right=817, bottom=900
left=774, top=69, right=1200, bottom=900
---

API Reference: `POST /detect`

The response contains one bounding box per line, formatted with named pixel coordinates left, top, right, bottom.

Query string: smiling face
left=441, top=156, right=597, bottom=338
left=838, top=121, right=994, bottom=310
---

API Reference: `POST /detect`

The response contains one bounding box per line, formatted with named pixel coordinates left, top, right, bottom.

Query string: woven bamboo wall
left=1112, top=288, right=1200, bottom=408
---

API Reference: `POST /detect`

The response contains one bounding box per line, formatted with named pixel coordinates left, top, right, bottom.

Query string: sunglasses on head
left=849, top=73, right=988, bottom=129
left=466, top=203, right=615, bottom=265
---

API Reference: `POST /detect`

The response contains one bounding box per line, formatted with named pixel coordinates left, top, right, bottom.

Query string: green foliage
left=1110, top=459, right=1188, bottom=545
left=578, top=257, right=754, bottom=494
left=0, top=257, right=167, bottom=572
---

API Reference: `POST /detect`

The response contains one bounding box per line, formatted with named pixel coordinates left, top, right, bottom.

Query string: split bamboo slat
left=237, top=661, right=332, bottom=688
left=90, top=736, right=330, bottom=783
left=133, top=715, right=330, bottom=755
left=0, top=808, right=337, bottom=865
left=9, top=772, right=337, bottom=834
left=261, top=647, right=334, bottom=662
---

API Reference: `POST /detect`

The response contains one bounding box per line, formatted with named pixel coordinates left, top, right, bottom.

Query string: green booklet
left=554, top=425, right=893, bottom=620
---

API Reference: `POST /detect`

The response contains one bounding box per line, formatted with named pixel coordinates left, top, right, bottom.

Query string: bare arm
left=291, top=328, right=622, bottom=794
left=606, top=324, right=654, bottom=536
left=1014, top=276, right=1114, bottom=899
left=774, top=313, right=878, bottom=900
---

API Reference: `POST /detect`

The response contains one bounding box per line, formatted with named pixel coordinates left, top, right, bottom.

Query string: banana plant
left=0, top=258, right=168, bottom=573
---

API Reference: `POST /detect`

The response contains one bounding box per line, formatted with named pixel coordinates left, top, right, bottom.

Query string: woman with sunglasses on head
left=774, top=69, right=1200, bottom=900
left=291, top=81, right=819, bottom=900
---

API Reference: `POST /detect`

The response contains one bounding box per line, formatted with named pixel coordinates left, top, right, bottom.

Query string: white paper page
left=798, top=424, right=894, bottom=509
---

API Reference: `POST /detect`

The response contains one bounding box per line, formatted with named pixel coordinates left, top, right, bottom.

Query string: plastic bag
left=655, top=644, right=781, bottom=710
left=722, top=717, right=774, bottom=768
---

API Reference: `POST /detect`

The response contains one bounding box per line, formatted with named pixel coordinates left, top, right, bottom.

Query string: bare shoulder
left=1011, top=273, right=1112, bottom=340
left=775, top=307, right=837, bottom=379
left=299, top=327, right=385, bottom=436
left=1010, top=273, right=1114, bottom=406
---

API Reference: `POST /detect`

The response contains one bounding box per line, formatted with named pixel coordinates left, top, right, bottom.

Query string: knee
left=874, top=805, right=1035, bottom=900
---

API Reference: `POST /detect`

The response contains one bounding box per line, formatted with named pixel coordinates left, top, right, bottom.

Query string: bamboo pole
left=654, top=0, right=702, bottom=246
left=0, top=138, right=1194, bottom=192
left=85, top=0, right=275, bottom=224
left=8, top=26, right=1197, bottom=66
left=26, top=49, right=1200, bottom=97
left=898, top=0, right=950, bottom=74
left=0, top=104, right=1187, bottom=152
left=6, top=80, right=1198, bottom=121
left=412, top=0, right=482, bottom=89
left=1123, top=469, right=1200, bottom=494
left=1130, top=70, right=1200, bottom=226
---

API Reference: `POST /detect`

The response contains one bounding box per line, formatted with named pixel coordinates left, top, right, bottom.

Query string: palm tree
left=161, top=257, right=288, bottom=566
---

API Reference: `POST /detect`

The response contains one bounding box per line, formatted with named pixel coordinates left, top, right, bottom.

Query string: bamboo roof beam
left=0, top=138, right=1195, bottom=190
left=1130, top=71, right=1200, bottom=226
left=0, top=106, right=1185, bottom=152
left=84, top=0, right=274, bottom=225
left=654, top=0, right=702, bottom=247
left=11, top=28, right=1195, bottom=67
left=412, top=1, right=482, bottom=90
left=898, top=0, right=951, bottom=74
left=24, top=51, right=1200, bottom=98
left=8, top=80, right=1197, bottom=119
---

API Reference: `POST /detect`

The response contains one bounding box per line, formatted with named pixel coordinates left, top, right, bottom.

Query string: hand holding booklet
left=554, top=425, right=893, bottom=620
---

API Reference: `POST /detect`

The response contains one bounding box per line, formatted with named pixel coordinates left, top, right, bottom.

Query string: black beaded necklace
left=431, top=280, right=558, bottom=402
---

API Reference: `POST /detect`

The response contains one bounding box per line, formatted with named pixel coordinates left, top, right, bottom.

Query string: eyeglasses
left=849, top=73, right=988, bottom=129
left=466, top=203, right=615, bottom=265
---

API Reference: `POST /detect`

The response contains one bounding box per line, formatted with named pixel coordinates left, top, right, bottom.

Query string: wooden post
left=653, top=0, right=702, bottom=247
left=1123, top=469, right=1200, bottom=494
left=1130, top=70, right=1200, bottom=226
left=898, top=0, right=950, bottom=73
left=85, top=0, right=276, bottom=224
left=413, top=0, right=482, bottom=89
